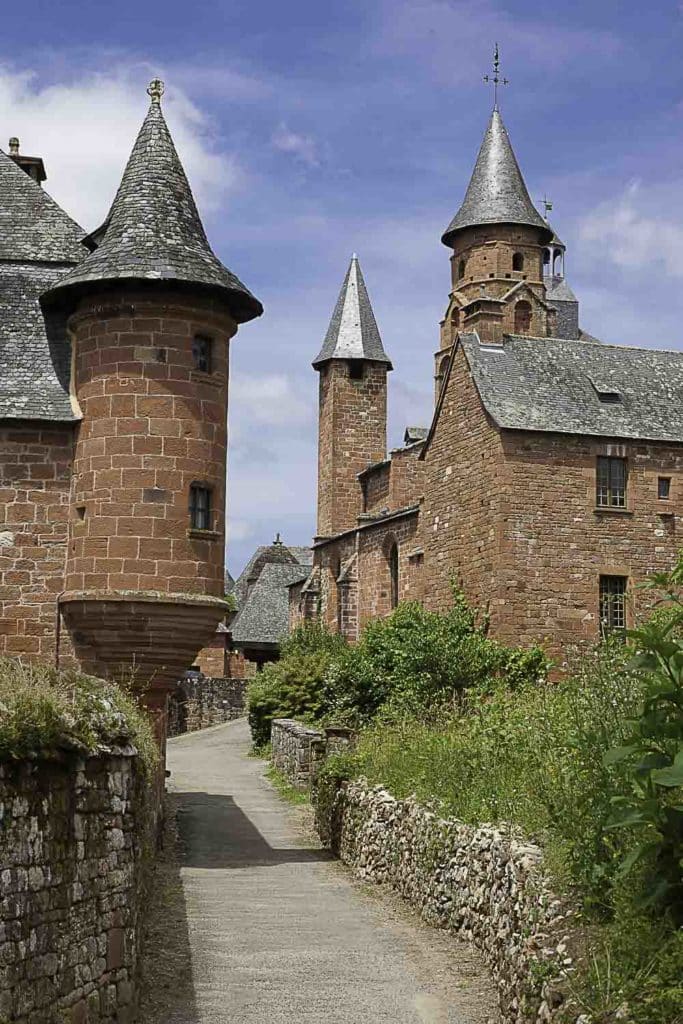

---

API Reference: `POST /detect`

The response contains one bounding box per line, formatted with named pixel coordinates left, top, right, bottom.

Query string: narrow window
left=658, top=477, right=671, bottom=500
left=512, top=252, right=524, bottom=272
left=189, top=484, right=212, bottom=530
left=348, top=360, right=364, bottom=380
left=389, top=542, right=399, bottom=610
left=596, top=457, right=627, bottom=508
left=514, top=300, right=532, bottom=334
left=192, top=335, right=213, bottom=374
left=458, top=259, right=466, bottom=280
left=599, top=576, right=627, bottom=638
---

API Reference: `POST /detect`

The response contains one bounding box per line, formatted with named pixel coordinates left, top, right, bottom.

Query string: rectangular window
left=658, top=477, right=671, bottom=500
left=599, top=575, right=627, bottom=637
left=189, top=485, right=212, bottom=531
left=192, top=335, right=213, bottom=374
left=596, top=456, right=627, bottom=508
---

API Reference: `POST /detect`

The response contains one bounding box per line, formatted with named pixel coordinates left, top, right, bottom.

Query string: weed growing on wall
left=0, top=657, right=158, bottom=774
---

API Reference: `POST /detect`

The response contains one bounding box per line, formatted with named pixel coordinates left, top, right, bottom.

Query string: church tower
left=41, top=81, right=261, bottom=741
left=313, top=255, right=391, bottom=538
left=438, top=105, right=554, bottom=352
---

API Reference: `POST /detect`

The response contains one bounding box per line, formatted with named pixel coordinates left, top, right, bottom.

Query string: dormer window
left=589, top=377, right=622, bottom=404
left=512, top=252, right=524, bottom=272
left=192, top=334, right=213, bottom=374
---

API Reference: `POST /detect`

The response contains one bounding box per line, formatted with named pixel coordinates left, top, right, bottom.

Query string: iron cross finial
left=541, top=195, right=554, bottom=221
left=483, top=43, right=509, bottom=108
left=147, top=79, right=165, bottom=105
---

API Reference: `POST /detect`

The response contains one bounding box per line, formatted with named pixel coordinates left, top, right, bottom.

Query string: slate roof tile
left=313, top=254, right=391, bottom=368
left=231, top=562, right=309, bottom=646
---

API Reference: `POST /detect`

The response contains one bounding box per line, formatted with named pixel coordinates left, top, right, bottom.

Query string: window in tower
left=458, top=259, right=466, bottom=280
left=514, top=300, right=532, bottom=334
left=348, top=360, right=365, bottom=380
left=512, top=252, right=524, bottom=272
left=189, top=484, right=212, bottom=531
left=192, top=334, right=213, bottom=374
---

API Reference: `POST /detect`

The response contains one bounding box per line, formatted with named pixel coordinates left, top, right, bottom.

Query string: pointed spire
left=312, top=254, right=392, bottom=369
left=43, top=81, right=262, bottom=322
left=442, top=108, right=550, bottom=247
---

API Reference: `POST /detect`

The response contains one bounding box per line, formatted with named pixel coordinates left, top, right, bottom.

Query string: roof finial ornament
left=8, top=137, right=19, bottom=155
left=483, top=43, right=508, bottom=109
left=273, top=532, right=283, bottom=546
left=147, top=79, right=165, bottom=105
left=541, top=195, right=553, bottom=222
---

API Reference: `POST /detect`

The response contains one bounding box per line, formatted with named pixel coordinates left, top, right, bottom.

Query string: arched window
left=512, top=252, right=524, bottom=272
left=389, top=542, right=399, bottom=610
left=458, top=259, right=466, bottom=280
left=543, top=248, right=551, bottom=267
left=450, top=307, right=459, bottom=326
left=514, top=300, right=532, bottom=334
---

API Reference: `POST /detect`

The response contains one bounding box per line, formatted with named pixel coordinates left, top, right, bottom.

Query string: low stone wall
left=316, top=777, right=585, bottom=1024
left=0, top=749, right=152, bottom=1024
left=270, top=719, right=325, bottom=791
left=168, top=675, right=247, bottom=737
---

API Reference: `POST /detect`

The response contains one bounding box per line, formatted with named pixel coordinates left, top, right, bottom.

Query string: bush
left=322, top=593, right=548, bottom=725
left=0, top=658, right=158, bottom=776
left=246, top=624, right=347, bottom=747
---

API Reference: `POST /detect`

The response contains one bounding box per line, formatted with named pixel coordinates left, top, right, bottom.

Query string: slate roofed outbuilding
left=313, top=254, right=392, bottom=369
left=459, top=333, right=683, bottom=443
left=442, top=109, right=551, bottom=247
left=42, top=81, right=262, bottom=324
left=231, top=562, right=309, bottom=648
left=0, top=146, right=87, bottom=421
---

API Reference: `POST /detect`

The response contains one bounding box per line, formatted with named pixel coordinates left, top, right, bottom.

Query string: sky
left=2, top=0, right=683, bottom=575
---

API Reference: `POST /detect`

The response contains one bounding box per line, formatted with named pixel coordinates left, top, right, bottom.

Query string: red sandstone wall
left=362, top=463, right=390, bottom=515
left=65, top=292, right=235, bottom=598
left=317, top=361, right=387, bottom=536
left=389, top=445, right=425, bottom=511
left=421, top=345, right=504, bottom=616
left=0, top=423, right=73, bottom=661
left=495, top=432, right=683, bottom=659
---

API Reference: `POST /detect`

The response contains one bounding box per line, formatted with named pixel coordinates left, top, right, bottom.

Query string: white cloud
left=579, top=181, right=683, bottom=278
left=226, top=518, right=255, bottom=543
left=230, top=373, right=314, bottom=428
left=271, top=122, right=319, bottom=167
left=0, top=63, right=242, bottom=230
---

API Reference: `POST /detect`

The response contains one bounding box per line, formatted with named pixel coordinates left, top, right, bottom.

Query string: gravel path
left=139, top=718, right=498, bottom=1024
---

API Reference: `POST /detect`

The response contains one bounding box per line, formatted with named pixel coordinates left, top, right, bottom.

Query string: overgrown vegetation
left=0, top=658, right=159, bottom=776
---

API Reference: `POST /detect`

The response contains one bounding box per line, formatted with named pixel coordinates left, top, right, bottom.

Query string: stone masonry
left=0, top=749, right=152, bottom=1024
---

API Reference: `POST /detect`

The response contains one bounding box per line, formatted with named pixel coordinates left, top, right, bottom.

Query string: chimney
left=7, top=138, right=46, bottom=186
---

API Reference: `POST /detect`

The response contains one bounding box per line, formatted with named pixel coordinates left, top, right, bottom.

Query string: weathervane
left=483, top=43, right=508, bottom=108
left=541, top=195, right=553, bottom=221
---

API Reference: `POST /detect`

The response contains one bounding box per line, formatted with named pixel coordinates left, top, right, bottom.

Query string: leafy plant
left=604, top=553, right=683, bottom=921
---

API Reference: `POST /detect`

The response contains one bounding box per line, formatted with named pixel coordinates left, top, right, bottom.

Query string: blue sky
left=2, top=0, right=683, bottom=574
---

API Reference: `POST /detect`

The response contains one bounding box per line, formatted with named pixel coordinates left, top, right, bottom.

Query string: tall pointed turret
left=314, top=255, right=390, bottom=537
left=46, top=81, right=262, bottom=754
left=44, top=79, right=261, bottom=323
left=313, top=254, right=391, bottom=368
left=442, top=108, right=550, bottom=247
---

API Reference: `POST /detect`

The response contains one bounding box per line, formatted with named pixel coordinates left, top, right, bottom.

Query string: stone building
left=292, top=105, right=683, bottom=660
left=0, top=80, right=261, bottom=742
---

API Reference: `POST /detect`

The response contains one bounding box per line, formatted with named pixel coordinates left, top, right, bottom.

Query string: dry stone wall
left=316, top=777, right=589, bottom=1024
left=0, top=749, right=152, bottom=1024
left=168, top=674, right=247, bottom=736
left=271, top=719, right=325, bottom=791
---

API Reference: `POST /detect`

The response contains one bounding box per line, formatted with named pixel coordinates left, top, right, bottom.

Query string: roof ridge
left=505, top=334, right=683, bottom=356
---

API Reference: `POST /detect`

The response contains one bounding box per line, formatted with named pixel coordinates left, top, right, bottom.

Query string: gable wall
left=421, top=344, right=504, bottom=616
left=0, top=422, right=74, bottom=663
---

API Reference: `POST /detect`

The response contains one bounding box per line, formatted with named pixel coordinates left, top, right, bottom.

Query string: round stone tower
left=42, top=81, right=262, bottom=741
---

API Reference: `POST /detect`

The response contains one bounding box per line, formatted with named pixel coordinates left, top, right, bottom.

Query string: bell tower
left=313, top=255, right=392, bottom=538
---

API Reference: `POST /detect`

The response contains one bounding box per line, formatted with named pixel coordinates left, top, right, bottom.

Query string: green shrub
left=322, top=594, right=548, bottom=726
left=0, top=658, right=158, bottom=776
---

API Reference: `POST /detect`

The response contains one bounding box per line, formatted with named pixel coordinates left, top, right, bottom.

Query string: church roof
left=442, top=109, right=551, bottom=247
left=313, top=254, right=392, bottom=369
left=43, top=82, right=262, bottom=324
left=0, top=147, right=87, bottom=421
left=460, top=333, right=683, bottom=443
left=546, top=277, right=578, bottom=303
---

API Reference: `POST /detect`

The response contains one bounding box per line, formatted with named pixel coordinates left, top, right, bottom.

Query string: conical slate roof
left=0, top=148, right=86, bottom=262
left=43, top=82, right=262, bottom=323
left=313, top=254, right=392, bottom=369
left=442, top=108, right=551, bottom=247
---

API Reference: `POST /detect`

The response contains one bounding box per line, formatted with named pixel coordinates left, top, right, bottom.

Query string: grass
left=0, top=656, right=158, bottom=775
left=265, top=764, right=310, bottom=805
